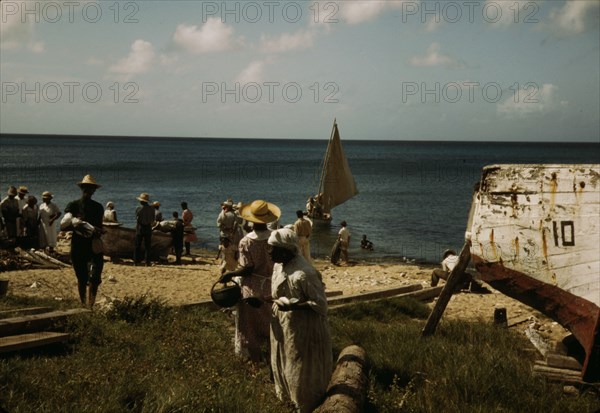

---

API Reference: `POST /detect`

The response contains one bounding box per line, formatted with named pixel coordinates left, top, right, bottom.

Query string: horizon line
left=1, top=132, right=598, bottom=145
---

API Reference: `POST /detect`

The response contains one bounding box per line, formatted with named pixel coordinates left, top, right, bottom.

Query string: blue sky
left=1, top=0, right=599, bottom=141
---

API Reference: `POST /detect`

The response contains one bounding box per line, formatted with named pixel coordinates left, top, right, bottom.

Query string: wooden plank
left=328, top=286, right=443, bottom=309
left=533, top=363, right=582, bottom=378
left=0, top=307, right=53, bottom=318
left=422, top=241, right=471, bottom=337
left=0, top=309, right=90, bottom=337
left=507, top=314, right=532, bottom=328
left=545, top=353, right=583, bottom=371
left=327, top=284, right=422, bottom=307
left=0, top=332, right=70, bottom=353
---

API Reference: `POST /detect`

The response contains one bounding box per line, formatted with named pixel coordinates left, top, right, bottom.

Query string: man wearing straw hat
left=1, top=186, right=20, bottom=241
left=39, top=191, right=61, bottom=254
left=220, top=199, right=280, bottom=362
left=62, top=175, right=105, bottom=308
left=134, top=193, right=155, bottom=266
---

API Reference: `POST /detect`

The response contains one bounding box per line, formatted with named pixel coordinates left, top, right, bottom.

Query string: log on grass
left=317, top=345, right=368, bottom=413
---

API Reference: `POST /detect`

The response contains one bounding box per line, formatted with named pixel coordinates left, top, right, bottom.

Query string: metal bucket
left=210, top=280, right=241, bottom=308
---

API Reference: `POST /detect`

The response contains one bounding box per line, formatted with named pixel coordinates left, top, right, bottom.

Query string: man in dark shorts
left=62, top=175, right=105, bottom=308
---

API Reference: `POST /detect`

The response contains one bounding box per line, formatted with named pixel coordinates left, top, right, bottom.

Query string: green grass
left=1, top=295, right=598, bottom=413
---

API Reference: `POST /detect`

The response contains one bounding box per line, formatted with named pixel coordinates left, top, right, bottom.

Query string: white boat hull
left=468, top=164, right=600, bottom=381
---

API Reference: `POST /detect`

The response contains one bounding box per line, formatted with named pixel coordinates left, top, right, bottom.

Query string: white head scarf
left=268, top=228, right=299, bottom=255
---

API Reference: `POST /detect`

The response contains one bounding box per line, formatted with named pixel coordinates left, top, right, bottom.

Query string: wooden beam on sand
left=317, top=345, right=368, bottom=413
left=0, top=309, right=89, bottom=338
left=327, top=284, right=423, bottom=307
left=0, top=331, right=70, bottom=353
left=421, top=241, right=471, bottom=337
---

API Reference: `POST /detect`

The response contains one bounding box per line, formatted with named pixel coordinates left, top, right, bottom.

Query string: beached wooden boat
left=306, top=119, right=358, bottom=224
left=467, top=164, right=600, bottom=381
left=102, top=223, right=172, bottom=260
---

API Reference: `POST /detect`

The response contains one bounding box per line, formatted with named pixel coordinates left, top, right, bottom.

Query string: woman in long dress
left=220, top=200, right=280, bottom=362
left=39, top=191, right=61, bottom=253
left=181, top=201, right=197, bottom=255
left=268, top=228, right=332, bottom=413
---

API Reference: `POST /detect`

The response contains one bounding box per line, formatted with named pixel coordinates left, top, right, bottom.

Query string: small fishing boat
left=102, top=223, right=173, bottom=260
left=467, top=164, right=600, bottom=381
left=306, top=119, right=358, bottom=225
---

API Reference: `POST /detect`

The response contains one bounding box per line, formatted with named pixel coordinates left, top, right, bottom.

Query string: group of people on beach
left=1, top=185, right=62, bottom=253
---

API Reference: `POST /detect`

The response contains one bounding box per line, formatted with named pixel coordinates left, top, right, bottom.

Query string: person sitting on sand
left=431, top=249, right=488, bottom=293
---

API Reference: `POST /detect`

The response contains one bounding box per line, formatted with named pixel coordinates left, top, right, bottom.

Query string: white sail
left=317, top=120, right=358, bottom=214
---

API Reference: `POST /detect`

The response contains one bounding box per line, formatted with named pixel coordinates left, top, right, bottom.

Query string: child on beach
left=361, top=235, right=374, bottom=251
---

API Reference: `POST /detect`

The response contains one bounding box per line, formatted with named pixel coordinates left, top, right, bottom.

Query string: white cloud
left=172, top=18, right=239, bottom=54
left=484, top=0, right=537, bottom=27
left=497, top=83, right=566, bottom=117
left=545, top=0, right=600, bottom=36
left=338, top=0, right=408, bottom=25
left=259, top=29, right=317, bottom=53
left=409, top=43, right=463, bottom=68
left=236, top=60, right=265, bottom=84
left=0, top=7, right=34, bottom=50
left=109, top=40, right=156, bottom=76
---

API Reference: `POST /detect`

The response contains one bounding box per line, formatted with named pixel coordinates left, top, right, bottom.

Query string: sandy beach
left=1, top=247, right=570, bottom=347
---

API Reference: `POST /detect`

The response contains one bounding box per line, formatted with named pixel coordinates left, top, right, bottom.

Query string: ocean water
left=1, top=135, right=598, bottom=263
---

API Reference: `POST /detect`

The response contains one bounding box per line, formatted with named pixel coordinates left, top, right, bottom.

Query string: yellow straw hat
left=240, top=200, right=280, bottom=224
left=137, top=193, right=151, bottom=203
left=77, top=175, right=101, bottom=188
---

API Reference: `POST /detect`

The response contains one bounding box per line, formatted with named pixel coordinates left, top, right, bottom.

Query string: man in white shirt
left=431, top=249, right=488, bottom=292
left=338, top=220, right=350, bottom=264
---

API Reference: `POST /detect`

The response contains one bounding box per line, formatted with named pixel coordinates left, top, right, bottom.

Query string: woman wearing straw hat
left=39, top=191, right=61, bottom=254
left=219, top=199, right=280, bottom=362
left=62, top=175, right=105, bottom=308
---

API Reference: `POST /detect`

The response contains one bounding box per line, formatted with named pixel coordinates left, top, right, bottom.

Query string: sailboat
left=306, top=119, right=358, bottom=224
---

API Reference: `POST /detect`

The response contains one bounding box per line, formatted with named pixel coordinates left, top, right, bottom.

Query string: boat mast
left=317, top=119, right=337, bottom=198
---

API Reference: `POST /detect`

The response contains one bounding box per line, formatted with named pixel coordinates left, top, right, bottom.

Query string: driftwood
left=317, top=345, right=368, bottom=413
left=14, top=248, right=62, bottom=269
left=421, top=241, right=471, bottom=336
left=33, top=250, right=69, bottom=267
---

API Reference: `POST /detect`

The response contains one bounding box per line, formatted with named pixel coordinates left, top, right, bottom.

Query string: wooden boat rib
left=102, top=223, right=173, bottom=260
left=307, top=119, right=358, bottom=224
left=467, top=164, right=600, bottom=381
